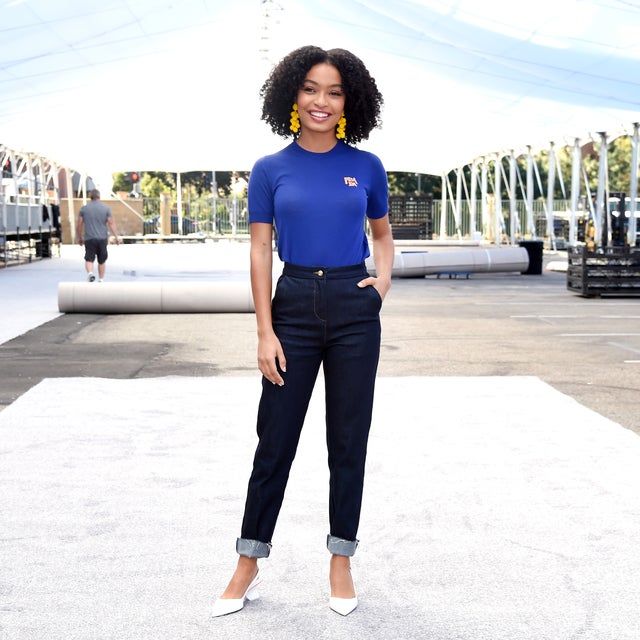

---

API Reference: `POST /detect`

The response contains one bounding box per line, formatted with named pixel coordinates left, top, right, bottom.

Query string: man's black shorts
left=84, top=238, right=108, bottom=264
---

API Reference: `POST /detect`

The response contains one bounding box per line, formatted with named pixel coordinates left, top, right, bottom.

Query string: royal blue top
left=248, top=141, right=388, bottom=267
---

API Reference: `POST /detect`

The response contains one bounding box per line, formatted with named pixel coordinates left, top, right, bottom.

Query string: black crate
left=567, top=245, right=640, bottom=296
left=388, top=195, right=433, bottom=239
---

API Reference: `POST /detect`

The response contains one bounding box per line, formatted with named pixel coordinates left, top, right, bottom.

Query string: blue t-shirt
left=248, top=141, right=388, bottom=267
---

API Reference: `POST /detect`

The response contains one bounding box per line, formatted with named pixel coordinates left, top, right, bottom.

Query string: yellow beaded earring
left=336, top=111, right=347, bottom=139
left=290, top=103, right=300, bottom=135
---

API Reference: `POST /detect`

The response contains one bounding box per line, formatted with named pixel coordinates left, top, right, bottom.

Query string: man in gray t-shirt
left=77, top=189, right=120, bottom=282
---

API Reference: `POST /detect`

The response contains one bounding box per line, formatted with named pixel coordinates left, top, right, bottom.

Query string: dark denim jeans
left=240, top=262, right=382, bottom=553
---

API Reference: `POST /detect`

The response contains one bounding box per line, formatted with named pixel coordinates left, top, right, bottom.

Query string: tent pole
left=455, top=167, right=463, bottom=239
left=494, top=155, right=502, bottom=245
left=470, top=159, right=478, bottom=237
left=546, top=142, right=556, bottom=250
left=481, top=158, right=488, bottom=241
left=569, top=137, right=581, bottom=247
left=440, top=173, right=447, bottom=240
left=629, top=123, right=639, bottom=247
left=66, top=169, right=76, bottom=244
left=526, top=146, right=535, bottom=237
left=509, top=150, right=517, bottom=245
left=445, top=173, right=456, bottom=240
left=211, top=171, right=217, bottom=237
left=176, top=172, right=183, bottom=235
left=595, top=132, right=608, bottom=248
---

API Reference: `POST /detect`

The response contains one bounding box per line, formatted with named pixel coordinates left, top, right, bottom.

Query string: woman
left=212, top=45, right=394, bottom=618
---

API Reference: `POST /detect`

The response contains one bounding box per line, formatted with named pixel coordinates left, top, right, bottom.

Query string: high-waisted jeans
left=238, top=262, right=382, bottom=558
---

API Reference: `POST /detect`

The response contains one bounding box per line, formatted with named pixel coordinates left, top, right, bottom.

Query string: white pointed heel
left=329, top=595, right=358, bottom=616
left=245, top=583, right=260, bottom=601
left=329, top=557, right=358, bottom=616
left=211, top=571, right=261, bottom=618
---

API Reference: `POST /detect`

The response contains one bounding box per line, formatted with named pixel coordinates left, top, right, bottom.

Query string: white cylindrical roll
left=58, top=281, right=255, bottom=313
left=366, top=247, right=529, bottom=277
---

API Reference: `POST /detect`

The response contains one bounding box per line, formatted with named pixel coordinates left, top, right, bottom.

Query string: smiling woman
left=210, top=44, right=394, bottom=619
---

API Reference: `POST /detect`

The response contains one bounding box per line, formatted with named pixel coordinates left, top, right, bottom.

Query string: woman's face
left=295, top=63, right=345, bottom=137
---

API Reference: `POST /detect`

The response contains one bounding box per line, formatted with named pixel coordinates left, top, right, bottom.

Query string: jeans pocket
left=360, top=283, right=382, bottom=312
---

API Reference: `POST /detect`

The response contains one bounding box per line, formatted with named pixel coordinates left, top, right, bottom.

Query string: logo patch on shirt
left=343, top=176, right=358, bottom=187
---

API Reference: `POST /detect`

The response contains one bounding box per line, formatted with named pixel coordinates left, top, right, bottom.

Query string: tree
left=140, top=174, right=172, bottom=198
left=111, top=171, right=129, bottom=192
left=606, top=135, right=635, bottom=195
left=387, top=172, right=440, bottom=197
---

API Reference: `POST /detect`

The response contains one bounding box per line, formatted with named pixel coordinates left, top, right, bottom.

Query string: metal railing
left=141, top=196, right=249, bottom=236
left=137, top=195, right=576, bottom=243
left=430, top=198, right=575, bottom=240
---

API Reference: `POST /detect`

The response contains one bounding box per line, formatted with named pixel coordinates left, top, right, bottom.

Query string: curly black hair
left=260, top=45, right=383, bottom=145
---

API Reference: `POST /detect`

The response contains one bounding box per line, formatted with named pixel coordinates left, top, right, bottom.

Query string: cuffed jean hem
left=236, top=537, right=272, bottom=558
left=327, top=534, right=359, bottom=557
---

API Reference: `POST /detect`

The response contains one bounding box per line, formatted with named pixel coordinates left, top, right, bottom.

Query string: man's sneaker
left=88, top=273, right=96, bottom=282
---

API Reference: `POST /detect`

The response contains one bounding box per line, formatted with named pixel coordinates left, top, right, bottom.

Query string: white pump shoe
left=211, top=572, right=261, bottom=618
left=329, top=595, right=358, bottom=616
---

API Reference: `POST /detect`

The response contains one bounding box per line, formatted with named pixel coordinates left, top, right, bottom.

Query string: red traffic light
left=131, top=172, right=139, bottom=183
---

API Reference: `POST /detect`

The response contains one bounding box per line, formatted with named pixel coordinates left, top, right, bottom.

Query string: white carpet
left=1, top=376, right=639, bottom=640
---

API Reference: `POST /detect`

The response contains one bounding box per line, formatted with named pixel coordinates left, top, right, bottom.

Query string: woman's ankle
left=220, top=557, right=258, bottom=599
left=329, top=555, right=355, bottom=599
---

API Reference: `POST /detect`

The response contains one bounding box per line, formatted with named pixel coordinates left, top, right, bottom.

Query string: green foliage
left=140, top=174, right=171, bottom=198
left=606, top=135, right=633, bottom=194
left=388, top=172, right=439, bottom=197
left=111, top=170, right=251, bottom=199
left=111, top=171, right=129, bottom=192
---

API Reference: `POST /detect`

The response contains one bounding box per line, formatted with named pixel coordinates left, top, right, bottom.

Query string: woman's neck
left=296, top=131, right=339, bottom=153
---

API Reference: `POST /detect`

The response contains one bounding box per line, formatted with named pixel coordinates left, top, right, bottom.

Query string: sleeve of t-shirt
left=248, top=158, right=274, bottom=224
left=366, top=153, right=389, bottom=220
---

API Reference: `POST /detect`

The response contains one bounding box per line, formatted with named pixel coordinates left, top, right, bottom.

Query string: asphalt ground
left=1, top=245, right=638, bottom=434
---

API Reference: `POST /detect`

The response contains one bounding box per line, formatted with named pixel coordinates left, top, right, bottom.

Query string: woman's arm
left=250, top=222, right=286, bottom=386
left=359, top=214, right=394, bottom=300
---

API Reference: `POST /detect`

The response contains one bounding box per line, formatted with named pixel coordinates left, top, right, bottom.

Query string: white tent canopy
left=2, top=0, right=640, bottom=189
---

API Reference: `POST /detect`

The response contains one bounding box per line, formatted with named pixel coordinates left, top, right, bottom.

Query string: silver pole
left=212, top=170, right=217, bottom=237
left=481, top=158, right=488, bottom=240
left=595, top=132, right=608, bottom=248
left=440, top=173, right=447, bottom=240
left=509, top=150, right=517, bottom=245
left=455, top=167, right=463, bottom=239
left=495, top=155, right=502, bottom=245
left=470, top=159, right=478, bottom=236
left=547, top=142, right=556, bottom=250
left=569, top=138, right=581, bottom=247
left=629, top=123, right=639, bottom=247
left=526, top=146, right=535, bottom=237
left=176, top=172, right=182, bottom=235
